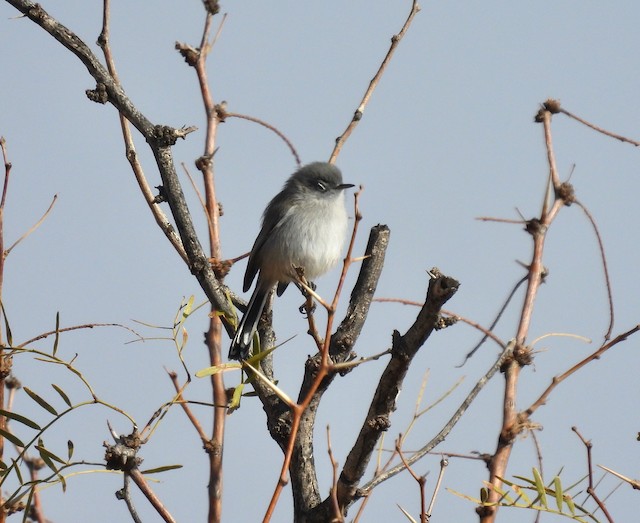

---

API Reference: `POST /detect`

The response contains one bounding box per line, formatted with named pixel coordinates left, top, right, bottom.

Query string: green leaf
left=59, top=473, right=67, bottom=493
left=36, top=439, right=66, bottom=465
left=51, top=384, right=72, bottom=407
left=229, top=383, right=244, bottom=410
left=23, top=387, right=57, bottom=416
left=553, top=476, right=563, bottom=511
left=0, top=427, right=25, bottom=448
left=13, top=458, right=23, bottom=484
left=511, top=483, right=531, bottom=505
left=0, top=300, right=12, bottom=347
left=182, top=295, right=195, bottom=320
left=532, top=468, right=547, bottom=507
left=565, top=494, right=576, bottom=515
left=140, top=464, right=183, bottom=474
left=52, top=311, right=60, bottom=357
left=0, top=409, right=41, bottom=430
left=196, top=361, right=241, bottom=377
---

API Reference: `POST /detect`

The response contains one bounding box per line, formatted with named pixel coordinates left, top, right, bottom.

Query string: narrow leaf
left=140, top=464, right=183, bottom=474
left=511, top=484, right=531, bottom=505
left=565, top=494, right=576, bottom=515
left=23, top=387, right=57, bottom=415
left=38, top=450, right=58, bottom=474
left=532, top=468, right=547, bottom=507
left=182, top=295, right=195, bottom=320
left=0, top=300, right=12, bottom=346
left=51, top=384, right=72, bottom=407
left=512, top=474, right=536, bottom=486
left=13, top=458, right=23, bottom=484
left=230, top=383, right=244, bottom=410
left=195, top=362, right=241, bottom=377
left=180, top=326, right=188, bottom=350
left=0, top=409, right=41, bottom=430
left=67, top=440, right=74, bottom=461
left=0, top=427, right=25, bottom=448
left=36, top=440, right=66, bottom=465
left=553, top=476, right=563, bottom=511
left=52, top=311, right=60, bottom=357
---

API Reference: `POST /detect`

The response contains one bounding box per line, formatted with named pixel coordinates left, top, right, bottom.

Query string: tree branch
left=5, top=0, right=235, bottom=325
left=313, top=269, right=460, bottom=519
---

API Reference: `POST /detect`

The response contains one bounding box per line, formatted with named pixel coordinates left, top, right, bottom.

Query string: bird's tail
left=228, top=285, right=270, bottom=360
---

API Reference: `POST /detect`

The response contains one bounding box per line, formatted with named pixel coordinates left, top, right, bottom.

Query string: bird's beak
left=338, top=183, right=355, bottom=190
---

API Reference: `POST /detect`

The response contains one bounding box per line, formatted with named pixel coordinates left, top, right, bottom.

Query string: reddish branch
left=0, top=136, right=11, bottom=523
left=479, top=106, right=566, bottom=523
left=178, top=12, right=228, bottom=522
left=329, top=0, right=421, bottom=162
left=479, top=102, right=640, bottom=522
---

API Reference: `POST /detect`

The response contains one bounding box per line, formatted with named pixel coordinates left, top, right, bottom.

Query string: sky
left=1, top=1, right=640, bottom=522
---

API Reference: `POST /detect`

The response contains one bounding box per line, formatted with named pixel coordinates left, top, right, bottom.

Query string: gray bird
left=229, top=162, right=354, bottom=360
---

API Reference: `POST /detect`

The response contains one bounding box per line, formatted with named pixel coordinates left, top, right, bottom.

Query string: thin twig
left=395, top=436, right=427, bottom=523
left=0, top=136, right=11, bottom=328
left=361, top=341, right=514, bottom=494
left=327, top=426, right=344, bottom=522
left=572, top=427, right=614, bottom=523
left=559, top=107, right=640, bottom=147
left=128, top=468, right=177, bottom=523
left=575, top=200, right=614, bottom=341
left=523, top=324, right=640, bottom=418
left=329, top=1, right=421, bottom=162
left=457, top=275, right=528, bottom=364
left=167, top=371, right=208, bottom=443
left=426, top=457, right=448, bottom=519
left=225, top=112, right=301, bottom=167
left=119, top=474, right=143, bottom=523
left=17, top=322, right=142, bottom=348
left=4, top=195, right=57, bottom=257
left=373, top=298, right=508, bottom=354
left=99, top=0, right=188, bottom=264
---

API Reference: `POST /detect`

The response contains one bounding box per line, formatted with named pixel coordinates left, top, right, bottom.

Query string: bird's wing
left=243, top=193, right=298, bottom=292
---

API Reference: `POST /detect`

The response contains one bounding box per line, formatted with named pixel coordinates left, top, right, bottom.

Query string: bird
left=228, top=162, right=354, bottom=360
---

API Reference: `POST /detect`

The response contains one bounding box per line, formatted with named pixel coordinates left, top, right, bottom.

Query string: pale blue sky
left=1, top=1, right=639, bottom=521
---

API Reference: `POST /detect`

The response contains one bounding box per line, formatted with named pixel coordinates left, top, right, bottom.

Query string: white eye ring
left=316, top=181, right=327, bottom=191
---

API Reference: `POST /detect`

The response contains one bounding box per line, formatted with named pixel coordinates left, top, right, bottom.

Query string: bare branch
left=336, top=270, right=459, bottom=509
left=5, top=0, right=235, bottom=324
left=329, top=0, right=421, bottom=162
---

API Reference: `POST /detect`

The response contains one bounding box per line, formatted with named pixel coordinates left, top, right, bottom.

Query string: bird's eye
left=316, top=181, right=327, bottom=192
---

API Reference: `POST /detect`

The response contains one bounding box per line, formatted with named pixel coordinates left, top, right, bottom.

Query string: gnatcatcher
left=229, top=162, right=354, bottom=360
